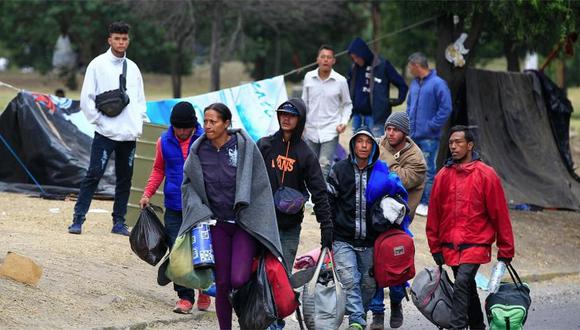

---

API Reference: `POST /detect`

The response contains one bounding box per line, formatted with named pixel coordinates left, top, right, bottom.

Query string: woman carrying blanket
left=180, top=103, right=283, bottom=329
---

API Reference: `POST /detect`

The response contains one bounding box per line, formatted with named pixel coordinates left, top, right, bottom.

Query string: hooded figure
left=347, top=37, right=408, bottom=137
left=326, top=126, right=408, bottom=329
left=257, top=98, right=333, bottom=272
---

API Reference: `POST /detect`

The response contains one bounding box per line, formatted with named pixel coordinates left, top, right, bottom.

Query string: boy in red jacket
left=426, top=125, right=515, bottom=330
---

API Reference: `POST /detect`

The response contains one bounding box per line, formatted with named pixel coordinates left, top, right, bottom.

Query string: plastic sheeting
left=465, top=69, right=580, bottom=210
left=0, top=91, right=115, bottom=197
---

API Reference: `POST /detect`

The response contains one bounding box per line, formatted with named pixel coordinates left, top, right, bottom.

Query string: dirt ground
left=1, top=134, right=579, bottom=329
left=0, top=194, right=579, bottom=329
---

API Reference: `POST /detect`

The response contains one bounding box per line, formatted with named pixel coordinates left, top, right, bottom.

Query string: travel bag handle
left=307, top=247, right=342, bottom=295
left=506, top=263, right=524, bottom=288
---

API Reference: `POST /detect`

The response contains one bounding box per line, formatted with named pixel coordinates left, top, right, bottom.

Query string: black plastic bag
left=129, top=206, right=167, bottom=266
left=231, top=255, right=277, bottom=329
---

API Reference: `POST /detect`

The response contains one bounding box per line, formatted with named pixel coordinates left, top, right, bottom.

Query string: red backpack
left=373, top=228, right=416, bottom=288
left=253, top=252, right=299, bottom=318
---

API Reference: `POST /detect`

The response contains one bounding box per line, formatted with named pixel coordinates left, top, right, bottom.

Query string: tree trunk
left=435, top=10, right=486, bottom=167
left=170, top=50, right=182, bottom=98
left=274, top=31, right=281, bottom=75
left=504, top=39, right=520, bottom=72
left=371, top=1, right=381, bottom=53
left=254, top=56, right=266, bottom=80
left=210, top=3, right=222, bottom=91
left=556, top=58, right=566, bottom=90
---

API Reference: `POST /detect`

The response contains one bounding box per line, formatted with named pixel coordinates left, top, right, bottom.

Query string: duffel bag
left=485, top=263, right=531, bottom=330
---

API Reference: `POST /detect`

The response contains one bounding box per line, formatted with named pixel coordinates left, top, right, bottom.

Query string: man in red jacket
left=426, top=125, right=515, bottom=330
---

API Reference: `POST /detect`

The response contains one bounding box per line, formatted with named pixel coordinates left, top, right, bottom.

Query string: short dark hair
left=108, top=21, right=131, bottom=35
left=204, top=103, right=232, bottom=122
left=449, top=125, right=475, bottom=143
left=318, top=45, right=335, bottom=56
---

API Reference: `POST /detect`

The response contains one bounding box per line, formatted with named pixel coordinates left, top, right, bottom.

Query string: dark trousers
left=164, top=209, right=196, bottom=302
left=450, top=264, right=485, bottom=330
left=73, top=132, right=135, bottom=224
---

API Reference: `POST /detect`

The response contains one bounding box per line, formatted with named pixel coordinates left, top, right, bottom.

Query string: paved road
left=281, top=274, right=580, bottom=329
left=146, top=274, right=580, bottom=329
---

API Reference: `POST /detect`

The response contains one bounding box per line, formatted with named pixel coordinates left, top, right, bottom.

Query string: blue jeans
left=415, top=138, right=439, bottom=205
left=369, top=285, right=406, bottom=314
left=333, top=241, right=376, bottom=327
left=73, top=132, right=135, bottom=224
left=305, top=137, right=338, bottom=178
left=352, top=113, right=384, bottom=137
left=165, top=209, right=195, bottom=302
left=279, top=224, right=302, bottom=273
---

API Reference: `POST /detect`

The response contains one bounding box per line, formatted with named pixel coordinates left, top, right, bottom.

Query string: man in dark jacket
left=258, top=98, right=333, bottom=273
left=327, top=126, right=407, bottom=330
left=427, top=125, right=515, bottom=330
left=347, top=37, right=408, bottom=137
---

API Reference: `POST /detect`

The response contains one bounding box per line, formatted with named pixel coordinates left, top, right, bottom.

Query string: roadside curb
left=94, top=310, right=217, bottom=330
left=521, top=271, right=580, bottom=283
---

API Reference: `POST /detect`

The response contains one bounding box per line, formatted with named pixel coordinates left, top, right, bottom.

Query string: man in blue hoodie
left=406, top=52, right=452, bottom=217
left=347, top=37, right=408, bottom=137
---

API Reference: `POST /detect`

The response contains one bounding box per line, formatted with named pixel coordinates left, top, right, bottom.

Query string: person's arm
left=428, top=80, right=452, bottom=132
left=79, top=62, right=102, bottom=125
left=142, top=138, right=165, bottom=203
left=339, top=79, right=353, bottom=126
left=301, top=75, right=309, bottom=107
left=426, top=174, right=442, bottom=254
left=304, top=151, right=332, bottom=228
left=134, top=67, right=148, bottom=122
left=326, top=164, right=340, bottom=224
left=485, top=170, right=515, bottom=260
left=380, top=144, right=426, bottom=190
left=385, top=60, right=408, bottom=106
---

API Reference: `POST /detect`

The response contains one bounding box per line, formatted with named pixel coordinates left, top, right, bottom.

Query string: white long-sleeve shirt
left=301, top=68, right=352, bottom=143
left=80, top=48, right=147, bottom=141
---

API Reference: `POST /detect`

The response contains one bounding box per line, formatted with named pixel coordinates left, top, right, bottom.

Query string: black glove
left=320, top=226, right=334, bottom=249
left=498, top=257, right=512, bottom=264
left=432, top=252, right=445, bottom=266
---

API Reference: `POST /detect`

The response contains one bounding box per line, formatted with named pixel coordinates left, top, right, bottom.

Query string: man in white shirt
left=68, top=21, right=147, bottom=236
left=302, top=45, right=352, bottom=177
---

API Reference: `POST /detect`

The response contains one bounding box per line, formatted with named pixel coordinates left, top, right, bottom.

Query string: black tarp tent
left=465, top=68, right=580, bottom=210
left=0, top=91, right=114, bottom=197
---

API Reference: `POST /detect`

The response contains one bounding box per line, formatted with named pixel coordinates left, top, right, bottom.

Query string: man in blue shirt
left=406, top=52, right=452, bottom=217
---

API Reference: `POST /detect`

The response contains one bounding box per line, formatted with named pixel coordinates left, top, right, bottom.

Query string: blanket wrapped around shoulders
left=179, top=128, right=283, bottom=260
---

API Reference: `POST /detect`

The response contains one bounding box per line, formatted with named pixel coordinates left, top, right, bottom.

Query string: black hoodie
left=257, top=98, right=332, bottom=231
left=327, top=126, right=381, bottom=247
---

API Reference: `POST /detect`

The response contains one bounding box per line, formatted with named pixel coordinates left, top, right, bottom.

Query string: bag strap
left=279, top=140, right=291, bottom=185
left=506, top=263, right=524, bottom=288
left=119, top=59, right=127, bottom=92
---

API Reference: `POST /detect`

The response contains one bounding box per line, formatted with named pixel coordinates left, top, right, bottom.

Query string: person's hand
left=498, top=257, right=512, bottom=264
left=320, top=226, right=334, bottom=249
left=139, top=196, right=150, bottom=209
left=336, top=124, right=346, bottom=133
left=432, top=252, right=445, bottom=266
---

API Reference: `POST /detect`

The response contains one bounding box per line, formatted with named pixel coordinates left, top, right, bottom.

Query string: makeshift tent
left=464, top=68, right=580, bottom=210
left=0, top=91, right=115, bottom=197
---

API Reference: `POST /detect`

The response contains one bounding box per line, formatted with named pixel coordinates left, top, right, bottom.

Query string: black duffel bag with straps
left=485, top=263, right=531, bottom=330
left=95, top=59, right=130, bottom=117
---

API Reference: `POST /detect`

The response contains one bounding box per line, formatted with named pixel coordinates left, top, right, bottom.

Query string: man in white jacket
left=302, top=45, right=352, bottom=177
left=68, top=21, right=147, bottom=236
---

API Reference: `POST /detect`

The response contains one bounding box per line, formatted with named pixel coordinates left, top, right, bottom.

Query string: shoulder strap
left=119, top=60, right=127, bottom=92
left=280, top=140, right=291, bottom=185
left=506, top=263, right=524, bottom=287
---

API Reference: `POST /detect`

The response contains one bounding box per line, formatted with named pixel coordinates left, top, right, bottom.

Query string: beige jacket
left=379, top=136, right=426, bottom=220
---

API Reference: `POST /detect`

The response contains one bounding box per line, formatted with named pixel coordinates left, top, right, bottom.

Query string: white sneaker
left=416, top=204, right=428, bottom=217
